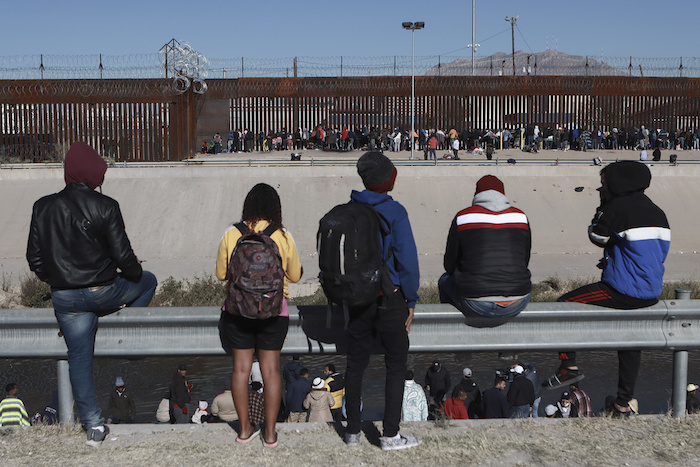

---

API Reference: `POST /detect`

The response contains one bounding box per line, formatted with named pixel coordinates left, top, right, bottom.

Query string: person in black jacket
left=507, top=365, right=535, bottom=418
left=285, top=368, right=311, bottom=422
left=439, top=175, right=531, bottom=320
left=170, top=364, right=192, bottom=423
left=481, top=377, right=509, bottom=419
left=26, top=142, right=157, bottom=447
left=425, top=360, right=451, bottom=409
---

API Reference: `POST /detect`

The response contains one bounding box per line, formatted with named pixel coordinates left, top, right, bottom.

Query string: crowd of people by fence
left=200, top=124, right=700, bottom=158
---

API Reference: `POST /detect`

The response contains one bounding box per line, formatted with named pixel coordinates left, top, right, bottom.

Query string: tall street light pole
left=469, top=0, right=480, bottom=76
left=402, top=21, right=424, bottom=161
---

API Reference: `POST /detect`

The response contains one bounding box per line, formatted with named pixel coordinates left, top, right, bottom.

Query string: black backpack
left=317, top=201, right=391, bottom=326
left=223, top=223, right=284, bottom=320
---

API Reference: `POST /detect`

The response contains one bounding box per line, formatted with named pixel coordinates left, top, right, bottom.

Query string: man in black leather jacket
left=26, top=141, right=157, bottom=447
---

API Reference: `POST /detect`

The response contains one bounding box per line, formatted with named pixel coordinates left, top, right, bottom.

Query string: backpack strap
left=235, top=222, right=277, bottom=237
left=261, top=224, right=277, bottom=237
left=234, top=222, right=250, bottom=235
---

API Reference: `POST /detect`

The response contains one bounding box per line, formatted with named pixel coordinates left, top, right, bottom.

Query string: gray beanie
left=357, top=152, right=397, bottom=192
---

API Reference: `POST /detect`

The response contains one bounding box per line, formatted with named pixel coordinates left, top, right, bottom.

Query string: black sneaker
left=542, top=368, right=584, bottom=390
left=86, top=425, right=110, bottom=447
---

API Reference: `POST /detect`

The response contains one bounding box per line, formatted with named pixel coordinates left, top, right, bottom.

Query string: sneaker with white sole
left=86, top=425, right=110, bottom=447
left=344, top=432, right=362, bottom=445
left=379, top=433, right=421, bottom=451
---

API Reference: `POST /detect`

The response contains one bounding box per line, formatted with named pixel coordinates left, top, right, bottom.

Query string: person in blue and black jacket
left=543, top=160, right=670, bottom=418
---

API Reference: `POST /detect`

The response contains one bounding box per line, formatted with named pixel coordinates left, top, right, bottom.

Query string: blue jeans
left=52, top=272, right=157, bottom=429
left=438, top=273, right=529, bottom=319
left=511, top=404, right=530, bottom=418
left=531, top=396, right=541, bottom=418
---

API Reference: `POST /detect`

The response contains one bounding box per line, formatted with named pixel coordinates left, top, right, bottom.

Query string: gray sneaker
left=380, top=434, right=422, bottom=451
left=86, top=425, right=110, bottom=448
left=344, top=431, right=362, bottom=445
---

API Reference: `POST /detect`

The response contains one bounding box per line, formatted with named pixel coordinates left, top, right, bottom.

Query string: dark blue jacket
left=482, top=386, right=509, bottom=419
left=350, top=189, right=420, bottom=308
left=283, top=360, right=303, bottom=389
left=286, top=377, right=312, bottom=413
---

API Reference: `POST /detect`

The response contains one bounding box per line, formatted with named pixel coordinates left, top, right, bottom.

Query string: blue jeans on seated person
left=438, top=273, right=529, bottom=319
left=51, top=271, right=157, bottom=430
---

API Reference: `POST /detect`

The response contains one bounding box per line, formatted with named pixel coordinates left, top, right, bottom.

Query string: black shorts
left=218, top=311, right=289, bottom=353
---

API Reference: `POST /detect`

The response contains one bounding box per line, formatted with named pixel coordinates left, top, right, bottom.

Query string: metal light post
left=468, top=0, right=480, bottom=76
left=402, top=21, right=424, bottom=161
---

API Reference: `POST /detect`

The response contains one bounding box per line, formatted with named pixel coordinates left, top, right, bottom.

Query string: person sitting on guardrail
left=26, top=141, right=157, bottom=447
left=546, top=160, right=670, bottom=418
left=438, top=175, right=531, bottom=321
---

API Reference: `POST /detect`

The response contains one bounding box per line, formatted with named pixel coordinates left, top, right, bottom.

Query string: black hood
left=601, top=160, right=651, bottom=197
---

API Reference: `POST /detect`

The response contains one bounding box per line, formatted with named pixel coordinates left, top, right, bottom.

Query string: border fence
left=2, top=74, right=700, bottom=162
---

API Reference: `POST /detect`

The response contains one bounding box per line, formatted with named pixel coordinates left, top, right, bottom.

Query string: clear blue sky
left=4, top=0, right=697, bottom=60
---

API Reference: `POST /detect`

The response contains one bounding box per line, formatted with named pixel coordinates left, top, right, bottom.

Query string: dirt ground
left=2, top=415, right=700, bottom=466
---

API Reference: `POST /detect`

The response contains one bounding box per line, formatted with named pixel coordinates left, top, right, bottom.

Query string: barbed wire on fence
left=1, top=53, right=698, bottom=80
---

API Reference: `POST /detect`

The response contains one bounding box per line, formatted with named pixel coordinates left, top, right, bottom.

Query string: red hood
left=64, top=142, right=108, bottom=190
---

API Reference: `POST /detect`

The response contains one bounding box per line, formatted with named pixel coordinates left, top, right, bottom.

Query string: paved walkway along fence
left=1, top=293, right=697, bottom=423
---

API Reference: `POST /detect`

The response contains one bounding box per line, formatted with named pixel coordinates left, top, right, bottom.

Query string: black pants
left=345, top=290, right=409, bottom=438
left=558, top=281, right=657, bottom=406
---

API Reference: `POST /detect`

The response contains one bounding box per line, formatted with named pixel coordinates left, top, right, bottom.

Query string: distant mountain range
left=426, top=49, right=625, bottom=76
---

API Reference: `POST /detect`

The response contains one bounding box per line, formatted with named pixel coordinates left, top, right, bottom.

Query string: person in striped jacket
left=439, top=175, right=532, bottom=319
left=0, top=383, right=30, bottom=427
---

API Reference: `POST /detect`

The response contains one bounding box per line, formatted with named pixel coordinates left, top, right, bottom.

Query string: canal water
left=3, top=350, right=700, bottom=422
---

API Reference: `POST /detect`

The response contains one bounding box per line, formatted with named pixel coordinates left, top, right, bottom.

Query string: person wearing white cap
left=687, top=384, right=700, bottom=414
left=506, top=365, right=535, bottom=418
left=106, top=376, right=136, bottom=424
left=451, top=367, right=482, bottom=419
left=544, top=404, right=560, bottom=418
left=303, top=377, right=334, bottom=422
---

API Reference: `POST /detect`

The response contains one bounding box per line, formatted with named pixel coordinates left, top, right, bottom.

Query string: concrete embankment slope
left=1, top=162, right=699, bottom=294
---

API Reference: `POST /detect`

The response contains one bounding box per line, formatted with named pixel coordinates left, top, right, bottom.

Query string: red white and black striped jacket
left=443, top=191, right=531, bottom=298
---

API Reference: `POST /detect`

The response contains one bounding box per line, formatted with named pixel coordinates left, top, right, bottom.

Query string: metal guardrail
left=1, top=301, right=698, bottom=357
left=1, top=299, right=698, bottom=421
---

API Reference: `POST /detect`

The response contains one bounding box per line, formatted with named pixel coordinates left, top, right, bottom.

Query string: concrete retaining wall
left=2, top=162, right=698, bottom=295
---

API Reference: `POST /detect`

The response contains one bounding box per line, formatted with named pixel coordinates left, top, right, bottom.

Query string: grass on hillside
left=15, top=274, right=700, bottom=308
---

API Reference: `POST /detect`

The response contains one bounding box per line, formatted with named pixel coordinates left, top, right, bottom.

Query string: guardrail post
left=57, top=360, right=74, bottom=425
left=673, top=350, right=688, bottom=418
left=672, top=288, right=692, bottom=418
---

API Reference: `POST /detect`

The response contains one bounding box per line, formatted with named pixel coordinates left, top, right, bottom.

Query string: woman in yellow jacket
left=216, top=183, right=302, bottom=448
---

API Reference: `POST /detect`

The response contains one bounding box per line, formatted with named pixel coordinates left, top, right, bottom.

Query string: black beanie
left=357, top=152, right=397, bottom=192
